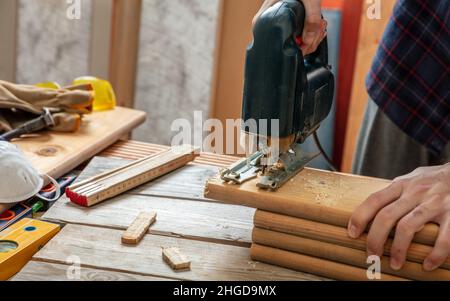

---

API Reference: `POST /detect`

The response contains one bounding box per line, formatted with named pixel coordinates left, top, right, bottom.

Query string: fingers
left=348, top=181, right=404, bottom=239
left=389, top=196, right=442, bottom=270
left=301, top=19, right=327, bottom=55
left=367, top=195, right=421, bottom=257
left=301, top=0, right=323, bottom=53
left=424, top=214, right=450, bottom=271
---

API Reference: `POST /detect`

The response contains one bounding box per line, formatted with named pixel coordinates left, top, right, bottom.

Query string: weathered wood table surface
left=12, top=141, right=327, bottom=281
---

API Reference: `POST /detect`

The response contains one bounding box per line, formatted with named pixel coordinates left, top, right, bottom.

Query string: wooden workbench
left=12, top=142, right=327, bottom=281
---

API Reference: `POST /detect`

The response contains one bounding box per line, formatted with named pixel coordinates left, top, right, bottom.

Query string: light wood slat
left=43, top=194, right=254, bottom=246
left=32, top=224, right=326, bottom=281
left=132, top=164, right=220, bottom=200
left=99, top=140, right=240, bottom=167
left=89, top=0, right=113, bottom=79
left=109, top=0, right=142, bottom=108
left=110, top=140, right=244, bottom=163
left=12, top=261, right=169, bottom=281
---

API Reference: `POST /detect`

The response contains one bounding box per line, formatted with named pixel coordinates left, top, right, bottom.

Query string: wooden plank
left=32, top=224, right=326, bottom=281
left=205, top=170, right=438, bottom=246
left=133, top=164, right=220, bottom=201
left=122, top=211, right=157, bottom=245
left=109, top=0, right=142, bottom=108
left=43, top=194, right=254, bottom=246
left=210, top=0, right=263, bottom=155
left=12, top=261, right=169, bottom=281
left=253, top=228, right=450, bottom=281
left=341, top=0, right=396, bottom=172
left=251, top=244, right=406, bottom=281
left=0, top=0, right=17, bottom=82
left=254, top=211, right=448, bottom=269
left=13, top=107, right=146, bottom=179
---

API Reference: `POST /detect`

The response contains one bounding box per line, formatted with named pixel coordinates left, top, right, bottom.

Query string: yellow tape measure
left=0, top=218, right=60, bottom=280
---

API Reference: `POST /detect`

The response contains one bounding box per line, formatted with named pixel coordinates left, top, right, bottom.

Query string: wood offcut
left=122, top=211, right=157, bottom=245
left=162, top=247, right=191, bottom=271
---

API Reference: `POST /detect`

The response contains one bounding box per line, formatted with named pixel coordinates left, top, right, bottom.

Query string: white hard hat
left=0, top=142, right=60, bottom=204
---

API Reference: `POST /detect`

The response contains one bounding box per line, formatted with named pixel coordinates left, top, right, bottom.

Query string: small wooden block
left=162, top=247, right=191, bottom=271
left=121, top=211, right=157, bottom=245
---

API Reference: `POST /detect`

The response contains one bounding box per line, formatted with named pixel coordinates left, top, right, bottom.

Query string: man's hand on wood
left=348, top=164, right=450, bottom=271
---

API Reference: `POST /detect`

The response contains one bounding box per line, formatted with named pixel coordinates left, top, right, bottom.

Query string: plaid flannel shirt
left=366, top=0, right=449, bottom=156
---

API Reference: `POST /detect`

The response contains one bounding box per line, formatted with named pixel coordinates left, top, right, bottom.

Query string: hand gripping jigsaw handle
left=291, top=0, right=329, bottom=66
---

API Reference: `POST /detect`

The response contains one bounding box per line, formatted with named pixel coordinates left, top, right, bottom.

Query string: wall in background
left=133, top=0, right=221, bottom=145
left=0, top=0, right=17, bottom=82
left=16, top=0, right=92, bottom=85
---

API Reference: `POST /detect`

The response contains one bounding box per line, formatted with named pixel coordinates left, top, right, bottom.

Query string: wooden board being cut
left=205, top=169, right=439, bottom=245
left=12, top=107, right=146, bottom=179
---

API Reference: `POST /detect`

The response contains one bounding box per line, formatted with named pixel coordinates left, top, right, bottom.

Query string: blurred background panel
left=133, top=0, right=221, bottom=145
left=16, top=0, right=92, bottom=85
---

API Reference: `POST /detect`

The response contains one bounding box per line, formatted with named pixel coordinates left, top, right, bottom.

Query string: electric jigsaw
left=221, top=0, right=335, bottom=190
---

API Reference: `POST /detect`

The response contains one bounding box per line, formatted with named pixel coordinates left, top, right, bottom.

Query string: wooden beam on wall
left=109, top=0, right=142, bottom=108
left=90, top=0, right=113, bottom=79
left=0, top=0, right=18, bottom=82
left=341, top=0, right=396, bottom=173
left=210, top=0, right=263, bottom=121
left=209, top=0, right=263, bottom=155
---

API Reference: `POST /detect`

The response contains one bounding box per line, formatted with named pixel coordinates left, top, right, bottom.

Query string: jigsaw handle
left=291, top=0, right=329, bottom=65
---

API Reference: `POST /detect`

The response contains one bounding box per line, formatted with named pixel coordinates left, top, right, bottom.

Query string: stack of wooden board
left=205, top=169, right=450, bottom=281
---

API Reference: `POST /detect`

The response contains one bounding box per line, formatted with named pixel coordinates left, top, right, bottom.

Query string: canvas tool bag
left=0, top=80, right=93, bottom=133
